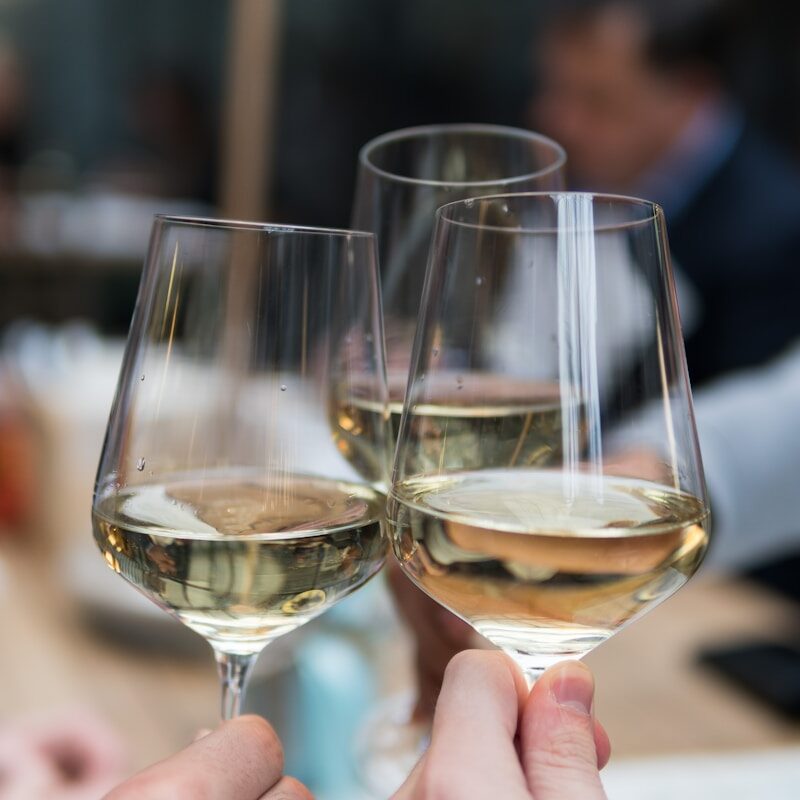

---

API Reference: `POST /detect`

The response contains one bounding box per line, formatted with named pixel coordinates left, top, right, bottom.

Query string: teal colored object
left=291, top=631, right=378, bottom=799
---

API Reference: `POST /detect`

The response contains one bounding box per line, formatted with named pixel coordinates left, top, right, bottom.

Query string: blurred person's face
left=532, top=9, right=714, bottom=192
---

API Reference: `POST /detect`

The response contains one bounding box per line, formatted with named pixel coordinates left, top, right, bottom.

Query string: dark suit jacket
left=668, top=128, right=800, bottom=386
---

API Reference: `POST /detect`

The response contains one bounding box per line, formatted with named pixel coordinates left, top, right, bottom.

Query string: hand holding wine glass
left=104, top=653, right=609, bottom=800
left=393, top=652, right=610, bottom=800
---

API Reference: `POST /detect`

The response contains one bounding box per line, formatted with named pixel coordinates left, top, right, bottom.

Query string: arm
left=693, top=341, right=800, bottom=570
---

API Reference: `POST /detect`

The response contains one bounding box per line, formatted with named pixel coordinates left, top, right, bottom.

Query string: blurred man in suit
left=391, top=0, right=800, bottom=721
left=532, top=0, right=800, bottom=385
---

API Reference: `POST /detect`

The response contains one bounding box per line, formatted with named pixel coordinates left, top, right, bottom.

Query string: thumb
left=519, top=661, right=607, bottom=800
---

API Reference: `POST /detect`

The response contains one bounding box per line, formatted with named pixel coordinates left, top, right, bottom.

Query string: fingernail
left=193, top=727, right=212, bottom=742
left=551, top=662, right=594, bottom=715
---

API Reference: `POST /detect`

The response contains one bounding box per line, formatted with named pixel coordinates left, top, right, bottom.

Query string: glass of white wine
left=344, top=125, right=566, bottom=794
left=389, top=192, right=710, bottom=684
left=92, top=216, right=390, bottom=719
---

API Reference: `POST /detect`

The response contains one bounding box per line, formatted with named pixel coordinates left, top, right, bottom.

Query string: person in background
left=532, top=0, right=800, bottom=386
left=391, top=0, right=800, bottom=723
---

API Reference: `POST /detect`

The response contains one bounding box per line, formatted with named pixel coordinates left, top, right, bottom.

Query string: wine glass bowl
left=335, top=125, right=567, bottom=493
left=92, top=216, right=389, bottom=718
left=388, top=192, right=710, bottom=683
left=353, top=124, right=566, bottom=397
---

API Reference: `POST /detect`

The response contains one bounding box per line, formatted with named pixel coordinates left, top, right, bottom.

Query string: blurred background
left=1, top=1, right=800, bottom=798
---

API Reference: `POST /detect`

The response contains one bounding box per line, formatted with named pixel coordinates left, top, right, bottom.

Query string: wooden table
left=1, top=542, right=798, bottom=781
left=588, top=576, right=800, bottom=756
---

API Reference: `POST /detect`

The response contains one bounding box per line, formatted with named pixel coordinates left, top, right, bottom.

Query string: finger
left=594, top=719, right=611, bottom=770
left=103, top=715, right=284, bottom=800
left=408, top=650, right=531, bottom=799
left=520, top=661, right=607, bottom=800
left=258, top=775, right=314, bottom=799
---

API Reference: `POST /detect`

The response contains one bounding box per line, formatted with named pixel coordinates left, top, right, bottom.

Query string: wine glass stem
left=508, top=652, right=564, bottom=690
left=523, top=668, right=545, bottom=691
left=213, top=647, right=258, bottom=720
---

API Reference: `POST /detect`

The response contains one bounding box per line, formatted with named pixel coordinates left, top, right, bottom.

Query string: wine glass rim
left=358, top=123, right=567, bottom=188
left=154, top=214, right=375, bottom=239
left=435, top=191, right=664, bottom=233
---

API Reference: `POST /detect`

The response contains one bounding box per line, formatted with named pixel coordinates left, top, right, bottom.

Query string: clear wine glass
left=346, top=125, right=566, bottom=793
left=351, top=123, right=566, bottom=410
left=92, top=215, right=390, bottom=719
left=389, top=192, right=710, bottom=685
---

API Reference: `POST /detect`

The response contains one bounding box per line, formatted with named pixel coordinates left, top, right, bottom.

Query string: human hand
left=104, top=715, right=311, bottom=800
left=393, top=651, right=610, bottom=799
left=0, top=708, right=125, bottom=800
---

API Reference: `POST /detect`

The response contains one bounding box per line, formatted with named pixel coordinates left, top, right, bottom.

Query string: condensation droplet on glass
left=136, top=458, right=145, bottom=471
left=501, top=202, right=510, bottom=214
left=464, top=198, right=474, bottom=208
left=475, top=276, right=484, bottom=286
left=280, top=384, right=287, bottom=392
left=140, top=374, right=145, bottom=382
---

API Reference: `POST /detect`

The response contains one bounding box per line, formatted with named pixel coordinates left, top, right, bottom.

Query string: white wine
left=331, top=373, right=580, bottom=482
left=93, top=473, right=386, bottom=654
left=388, top=469, right=708, bottom=672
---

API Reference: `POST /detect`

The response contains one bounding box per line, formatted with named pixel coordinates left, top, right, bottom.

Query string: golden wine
left=331, top=373, right=580, bottom=482
left=389, top=469, right=708, bottom=671
left=93, top=473, right=386, bottom=654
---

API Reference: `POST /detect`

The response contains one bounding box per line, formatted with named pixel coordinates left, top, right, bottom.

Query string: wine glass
left=92, top=215, right=390, bottom=719
left=351, top=123, right=566, bottom=414
left=346, top=125, right=566, bottom=792
left=388, top=192, right=709, bottom=685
